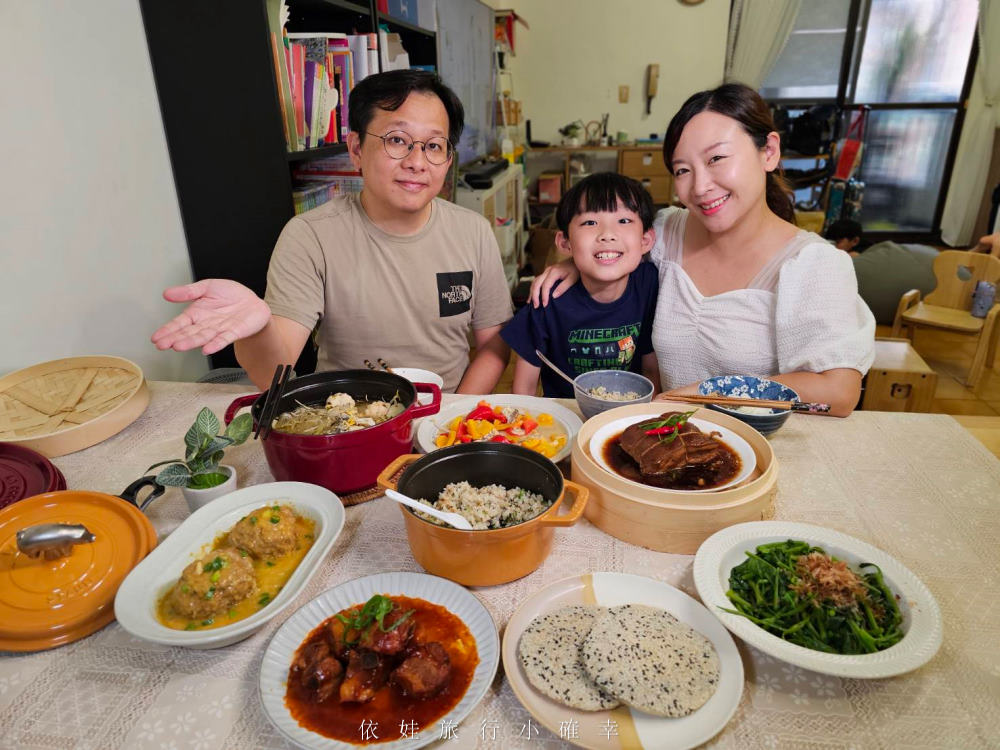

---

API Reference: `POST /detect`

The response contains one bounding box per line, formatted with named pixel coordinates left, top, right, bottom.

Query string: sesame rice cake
left=518, top=605, right=621, bottom=711
left=581, top=604, right=720, bottom=717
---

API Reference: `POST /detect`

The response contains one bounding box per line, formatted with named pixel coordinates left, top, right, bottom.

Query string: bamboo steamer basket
left=571, top=401, right=777, bottom=554
left=0, top=355, right=149, bottom=458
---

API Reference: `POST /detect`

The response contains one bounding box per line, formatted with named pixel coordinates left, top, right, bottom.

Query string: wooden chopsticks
left=254, top=364, right=293, bottom=439
left=664, top=393, right=831, bottom=413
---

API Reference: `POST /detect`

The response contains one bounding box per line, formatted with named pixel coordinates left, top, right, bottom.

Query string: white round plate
left=114, top=481, right=345, bottom=649
left=693, top=521, right=943, bottom=678
left=392, top=368, right=444, bottom=404
left=414, top=394, right=582, bottom=463
left=502, top=572, right=743, bottom=750
left=259, top=571, right=500, bottom=750
left=588, top=414, right=756, bottom=493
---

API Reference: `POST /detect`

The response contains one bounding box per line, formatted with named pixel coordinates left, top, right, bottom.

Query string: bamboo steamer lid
left=571, top=402, right=778, bottom=554
left=0, top=490, right=157, bottom=651
left=0, top=356, right=149, bottom=458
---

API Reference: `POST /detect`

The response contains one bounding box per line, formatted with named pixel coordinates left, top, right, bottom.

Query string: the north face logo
left=437, top=271, right=473, bottom=317
left=441, top=285, right=472, bottom=304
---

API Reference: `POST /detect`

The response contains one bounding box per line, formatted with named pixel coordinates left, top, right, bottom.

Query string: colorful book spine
left=328, top=49, right=353, bottom=138
left=289, top=43, right=306, bottom=148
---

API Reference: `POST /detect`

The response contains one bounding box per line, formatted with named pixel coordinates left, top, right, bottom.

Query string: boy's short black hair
left=348, top=69, right=465, bottom=147
left=825, top=218, right=863, bottom=242
left=555, top=172, right=655, bottom=234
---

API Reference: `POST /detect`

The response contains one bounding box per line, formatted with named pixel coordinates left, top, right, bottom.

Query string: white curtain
left=941, top=0, right=1000, bottom=246
left=725, top=0, right=802, bottom=88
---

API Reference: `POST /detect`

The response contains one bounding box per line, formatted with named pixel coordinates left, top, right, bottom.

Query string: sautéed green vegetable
left=723, top=539, right=904, bottom=654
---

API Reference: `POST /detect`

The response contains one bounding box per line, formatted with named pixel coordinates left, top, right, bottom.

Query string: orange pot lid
left=0, top=490, right=157, bottom=651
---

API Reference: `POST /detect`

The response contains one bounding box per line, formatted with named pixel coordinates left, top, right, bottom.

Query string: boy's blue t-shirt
left=501, top=262, right=659, bottom=398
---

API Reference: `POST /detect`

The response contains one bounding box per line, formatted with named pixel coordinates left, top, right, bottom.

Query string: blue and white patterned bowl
left=697, top=375, right=799, bottom=436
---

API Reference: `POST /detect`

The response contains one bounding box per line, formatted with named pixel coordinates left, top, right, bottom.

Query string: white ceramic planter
left=181, top=465, right=237, bottom=513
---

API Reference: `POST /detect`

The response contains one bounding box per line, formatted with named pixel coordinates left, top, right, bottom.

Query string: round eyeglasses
left=366, top=130, right=454, bottom=165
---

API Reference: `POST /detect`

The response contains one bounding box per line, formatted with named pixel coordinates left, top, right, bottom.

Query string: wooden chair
left=891, top=250, right=1000, bottom=388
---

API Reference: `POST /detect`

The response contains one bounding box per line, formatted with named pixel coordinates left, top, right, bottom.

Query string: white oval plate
left=114, top=482, right=345, bottom=649
left=259, top=571, right=499, bottom=750
left=414, top=394, right=583, bottom=463
left=693, top=521, right=943, bottom=678
left=502, top=572, right=743, bottom=750
left=588, top=414, right=756, bottom=493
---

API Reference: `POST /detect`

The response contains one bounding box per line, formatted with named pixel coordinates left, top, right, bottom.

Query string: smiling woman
left=532, top=83, right=875, bottom=417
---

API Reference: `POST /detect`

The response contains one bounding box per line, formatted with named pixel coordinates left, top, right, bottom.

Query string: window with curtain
left=761, top=0, right=978, bottom=238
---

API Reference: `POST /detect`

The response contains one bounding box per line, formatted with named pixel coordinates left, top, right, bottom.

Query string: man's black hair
left=555, top=172, right=655, bottom=234
left=348, top=69, right=465, bottom=147
left=825, top=218, right=863, bottom=243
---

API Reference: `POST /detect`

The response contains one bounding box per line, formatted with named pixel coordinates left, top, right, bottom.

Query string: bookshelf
left=139, top=0, right=438, bottom=369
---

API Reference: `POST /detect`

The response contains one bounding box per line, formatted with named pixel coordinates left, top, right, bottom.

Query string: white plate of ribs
left=588, top=411, right=757, bottom=493
left=258, top=571, right=499, bottom=749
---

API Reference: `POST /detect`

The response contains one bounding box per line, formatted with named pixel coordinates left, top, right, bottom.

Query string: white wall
left=0, top=1, right=206, bottom=382
left=484, top=0, right=729, bottom=144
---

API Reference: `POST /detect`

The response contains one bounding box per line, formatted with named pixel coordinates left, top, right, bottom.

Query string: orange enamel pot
left=377, top=443, right=588, bottom=586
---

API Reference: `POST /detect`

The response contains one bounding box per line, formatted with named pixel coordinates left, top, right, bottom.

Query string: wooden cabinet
left=139, top=0, right=438, bottom=368
left=524, top=145, right=674, bottom=220
left=618, top=147, right=674, bottom=203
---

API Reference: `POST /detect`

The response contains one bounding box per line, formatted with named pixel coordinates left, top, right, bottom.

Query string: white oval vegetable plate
left=588, top=414, right=756, bottom=493
left=414, top=394, right=583, bottom=463
left=693, top=521, right=943, bottom=678
left=114, top=481, right=345, bottom=649
left=259, top=571, right=499, bottom=750
left=502, top=572, right=743, bottom=750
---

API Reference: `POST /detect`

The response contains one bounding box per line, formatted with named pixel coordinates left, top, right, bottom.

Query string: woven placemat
left=340, top=465, right=405, bottom=506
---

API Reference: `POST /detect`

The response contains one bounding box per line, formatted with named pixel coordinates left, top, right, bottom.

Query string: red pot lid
left=0, top=443, right=60, bottom=511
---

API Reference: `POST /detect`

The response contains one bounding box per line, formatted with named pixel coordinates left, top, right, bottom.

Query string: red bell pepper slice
left=465, top=403, right=496, bottom=421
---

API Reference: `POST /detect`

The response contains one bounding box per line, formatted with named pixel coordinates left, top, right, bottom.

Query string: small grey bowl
left=573, top=370, right=655, bottom=420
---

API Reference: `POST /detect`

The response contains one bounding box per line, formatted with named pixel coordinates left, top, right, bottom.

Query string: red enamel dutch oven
left=224, top=370, right=441, bottom=495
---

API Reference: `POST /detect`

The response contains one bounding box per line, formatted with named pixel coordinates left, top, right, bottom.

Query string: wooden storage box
left=570, top=402, right=777, bottom=554
left=537, top=173, right=562, bottom=204
left=861, top=338, right=937, bottom=412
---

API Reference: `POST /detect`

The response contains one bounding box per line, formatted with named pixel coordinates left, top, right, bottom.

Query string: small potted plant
left=148, top=407, right=253, bottom=511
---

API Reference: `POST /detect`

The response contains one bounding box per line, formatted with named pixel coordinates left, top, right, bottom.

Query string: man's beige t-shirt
left=265, top=194, right=513, bottom=391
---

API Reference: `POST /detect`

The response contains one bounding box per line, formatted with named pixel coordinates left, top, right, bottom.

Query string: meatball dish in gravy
left=157, top=503, right=315, bottom=631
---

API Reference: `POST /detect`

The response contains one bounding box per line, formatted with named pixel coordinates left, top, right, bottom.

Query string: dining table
left=1, top=380, right=998, bottom=750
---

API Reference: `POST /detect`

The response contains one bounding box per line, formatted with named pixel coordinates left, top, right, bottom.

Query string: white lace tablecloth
left=1, top=381, right=998, bottom=749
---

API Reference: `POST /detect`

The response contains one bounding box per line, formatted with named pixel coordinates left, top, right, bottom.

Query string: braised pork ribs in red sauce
left=605, top=411, right=741, bottom=490
left=285, top=594, right=478, bottom=743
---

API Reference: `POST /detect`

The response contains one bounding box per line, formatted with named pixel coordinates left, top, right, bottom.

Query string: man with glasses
left=152, top=70, right=512, bottom=393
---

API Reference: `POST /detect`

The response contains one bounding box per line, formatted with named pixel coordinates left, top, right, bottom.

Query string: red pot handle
left=224, top=393, right=261, bottom=426
left=408, top=383, right=442, bottom=419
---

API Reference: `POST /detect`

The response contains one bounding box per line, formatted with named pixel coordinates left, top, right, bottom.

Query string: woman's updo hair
left=662, top=83, right=795, bottom=224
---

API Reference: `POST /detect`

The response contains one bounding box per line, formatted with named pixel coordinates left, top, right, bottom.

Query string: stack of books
left=291, top=154, right=363, bottom=214
left=265, top=2, right=381, bottom=152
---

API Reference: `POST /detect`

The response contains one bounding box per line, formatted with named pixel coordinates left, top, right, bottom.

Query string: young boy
left=502, top=172, right=660, bottom=397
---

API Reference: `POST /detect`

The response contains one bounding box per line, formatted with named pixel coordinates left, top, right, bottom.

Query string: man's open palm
left=151, top=279, right=271, bottom=355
